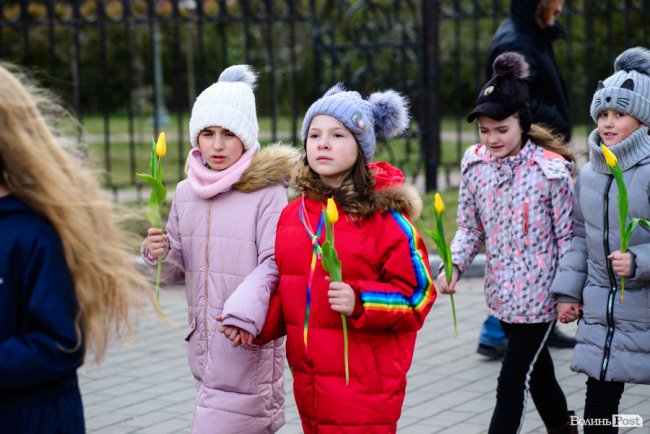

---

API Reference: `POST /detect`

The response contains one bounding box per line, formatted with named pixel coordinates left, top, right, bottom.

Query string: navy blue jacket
left=0, top=194, right=84, bottom=433
left=485, top=0, right=572, bottom=141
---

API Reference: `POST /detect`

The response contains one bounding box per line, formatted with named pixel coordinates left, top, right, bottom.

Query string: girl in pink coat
left=142, top=65, right=299, bottom=433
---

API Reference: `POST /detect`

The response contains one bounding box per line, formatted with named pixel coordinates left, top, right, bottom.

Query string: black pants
left=584, top=377, right=625, bottom=434
left=488, top=321, right=569, bottom=434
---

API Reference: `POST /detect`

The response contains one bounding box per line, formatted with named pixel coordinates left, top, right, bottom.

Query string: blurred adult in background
left=477, top=0, right=575, bottom=359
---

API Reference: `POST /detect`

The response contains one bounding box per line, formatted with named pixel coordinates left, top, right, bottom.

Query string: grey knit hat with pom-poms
left=590, top=46, right=650, bottom=126
left=189, top=64, right=258, bottom=149
left=467, top=51, right=532, bottom=132
left=301, top=84, right=410, bottom=163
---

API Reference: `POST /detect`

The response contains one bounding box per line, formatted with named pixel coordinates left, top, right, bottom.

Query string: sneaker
left=547, top=327, right=576, bottom=348
left=476, top=343, right=506, bottom=359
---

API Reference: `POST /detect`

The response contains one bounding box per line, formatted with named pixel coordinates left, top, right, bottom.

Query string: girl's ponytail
left=526, top=122, right=575, bottom=163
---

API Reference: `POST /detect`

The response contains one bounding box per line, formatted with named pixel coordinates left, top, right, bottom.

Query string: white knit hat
left=189, top=64, right=258, bottom=149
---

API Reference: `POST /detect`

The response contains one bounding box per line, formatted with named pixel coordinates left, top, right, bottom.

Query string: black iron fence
left=1, top=0, right=649, bottom=195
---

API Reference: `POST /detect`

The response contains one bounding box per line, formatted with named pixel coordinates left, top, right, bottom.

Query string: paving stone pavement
left=79, top=276, right=650, bottom=434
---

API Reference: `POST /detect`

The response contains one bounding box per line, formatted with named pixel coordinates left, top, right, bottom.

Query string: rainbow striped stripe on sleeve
left=359, top=210, right=434, bottom=312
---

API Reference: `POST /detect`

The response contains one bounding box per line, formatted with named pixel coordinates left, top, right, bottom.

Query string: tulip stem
left=341, top=314, right=349, bottom=385
left=450, top=293, right=457, bottom=337
left=620, top=278, right=625, bottom=304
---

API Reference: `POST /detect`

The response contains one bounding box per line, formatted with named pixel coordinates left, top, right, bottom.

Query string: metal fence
left=1, top=0, right=649, bottom=196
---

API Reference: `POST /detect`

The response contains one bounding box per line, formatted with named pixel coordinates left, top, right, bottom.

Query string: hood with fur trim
left=234, top=143, right=301, bottom=193
left=293, top=160, right=422, bottom=220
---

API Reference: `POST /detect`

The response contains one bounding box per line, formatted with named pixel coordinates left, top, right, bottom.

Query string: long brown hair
left=527, top=124, right=575, bottom=163
left=0, top=63, right=154, bottom=362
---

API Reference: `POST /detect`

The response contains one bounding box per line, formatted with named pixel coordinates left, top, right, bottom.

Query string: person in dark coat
left=0, top=194, right=85, bottom=433
left=0, top=63, right=153, bottom=433
left=486, top=0, right=572, bottom=141
left=477, top=0, right=575, bottom=359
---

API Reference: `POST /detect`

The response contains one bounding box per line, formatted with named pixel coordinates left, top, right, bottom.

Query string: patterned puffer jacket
left=452, top=141, right=573, bottom=323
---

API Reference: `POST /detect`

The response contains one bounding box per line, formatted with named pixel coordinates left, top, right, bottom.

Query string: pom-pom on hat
left=467, top=52, right=532, bottom=131
left=590, top=46, right=650, bottom=127
left=301, top=84, right=410, bottom=163
left=189, top=64, right=258, bottom=149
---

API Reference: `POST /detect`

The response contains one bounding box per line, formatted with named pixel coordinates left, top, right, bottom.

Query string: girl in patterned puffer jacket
left=436, top=52, right=576, bottom=434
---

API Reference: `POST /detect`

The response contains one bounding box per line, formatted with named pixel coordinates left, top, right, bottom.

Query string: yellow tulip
left=602, top=144, right=617, bottom=168
left=155, top=131, right=167, bottom=158
left=434, top=192, right=445, bottom=214
left=326, top=197, right=339, bottom=223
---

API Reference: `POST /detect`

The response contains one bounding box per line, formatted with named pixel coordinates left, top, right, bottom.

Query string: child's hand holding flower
left=436, top=268, right=460, bottom=295
left=607, top=250, right=634, bottom=277
left=145, top=227, right=169, bottom=258
left=327, top=277, right=355, bottom=316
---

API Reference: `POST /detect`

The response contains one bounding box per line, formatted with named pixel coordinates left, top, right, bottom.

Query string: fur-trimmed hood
left=234, top=143, right=301, bottom=192
left=293, top=160, right=422, bottom=220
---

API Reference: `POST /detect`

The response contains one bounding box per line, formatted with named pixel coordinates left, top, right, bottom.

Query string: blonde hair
left=0, top=63, right=153, bottom=362
left=527, top=123, right=575, bottom=163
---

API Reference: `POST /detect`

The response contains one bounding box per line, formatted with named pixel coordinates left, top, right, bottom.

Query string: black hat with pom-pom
left=467, top=52, right=532, bottom=131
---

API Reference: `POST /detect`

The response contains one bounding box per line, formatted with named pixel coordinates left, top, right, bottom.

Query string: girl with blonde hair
left=0, top=63, right=151, bottom=433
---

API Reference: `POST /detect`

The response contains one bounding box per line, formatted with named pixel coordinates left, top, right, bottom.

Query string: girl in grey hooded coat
left=551, top=47, right=650, bottom=432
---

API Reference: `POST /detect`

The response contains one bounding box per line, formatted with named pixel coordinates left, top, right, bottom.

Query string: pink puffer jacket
left=142, top=144, right=299, bottom=433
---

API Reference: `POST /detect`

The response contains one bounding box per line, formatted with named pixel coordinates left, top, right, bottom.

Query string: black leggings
left=584, top=377, right=625, bottom=434
left=488, top=321, right=569, bottom=434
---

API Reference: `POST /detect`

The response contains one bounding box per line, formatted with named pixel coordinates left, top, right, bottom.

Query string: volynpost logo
left=570, top=414, right=644, bottom=428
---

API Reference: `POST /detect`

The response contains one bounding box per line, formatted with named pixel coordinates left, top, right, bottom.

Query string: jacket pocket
left=185, top=317, right=197, bottom=342
left=201, top=325, right=262, bottom=393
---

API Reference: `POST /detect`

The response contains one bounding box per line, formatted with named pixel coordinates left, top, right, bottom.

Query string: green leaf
left=146, top=195, right=161, bottom=228
left=611, top=165, right=628, bottom=245
left=321, top=240, right=342, bottom=282
left=423, top=229, right=448, bottom=263
left=444, top=245, right=453, bottom=284
left=136, top=173, right=167, bottom=206
left=622, top=218, right=650, bottom=252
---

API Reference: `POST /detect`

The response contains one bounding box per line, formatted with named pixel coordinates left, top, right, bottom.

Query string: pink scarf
left=187, top=143, right=259, bottom=199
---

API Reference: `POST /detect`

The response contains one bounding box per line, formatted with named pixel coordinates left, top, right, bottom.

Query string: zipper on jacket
left=600, top=176, right=617, bottom=381
left=523, top=198, right=530, bottom=235
left=203, top=202, right=212, bottom=355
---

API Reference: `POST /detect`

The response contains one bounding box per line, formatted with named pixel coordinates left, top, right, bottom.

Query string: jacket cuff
left=629, top=250, right=637, bottom=279
left=221, top=316, right=258, bottom=336
left=556, top=295, right=581, bottom=304
left=140, top=243, right=158, bottom=266
left=350, top=290, right=364, bottom=318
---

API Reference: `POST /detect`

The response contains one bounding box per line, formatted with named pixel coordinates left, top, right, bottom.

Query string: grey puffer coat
left=550, top=127, right=650, bottom=385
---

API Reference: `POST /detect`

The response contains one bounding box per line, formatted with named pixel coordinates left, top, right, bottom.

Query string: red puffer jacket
left=259, top=162, right=436, bottom=433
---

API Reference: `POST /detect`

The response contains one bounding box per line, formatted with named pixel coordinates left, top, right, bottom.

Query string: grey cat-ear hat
left=590, top=46, right=650, bottom=126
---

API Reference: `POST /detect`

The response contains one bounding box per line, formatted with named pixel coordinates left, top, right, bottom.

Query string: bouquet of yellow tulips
left=320, top=197, right=349, bottom=385
left=601, top=144, right=650, bottom=303
left=424, top=193, right=458, bottom=336
left=137, top=132, right=167, bottom=306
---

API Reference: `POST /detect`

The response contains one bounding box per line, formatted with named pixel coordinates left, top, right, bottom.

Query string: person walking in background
left=142, top=65, right=298, bottom=433
left=478, top=0, right=575, bottom=358
left=552, top=47, right=650, bottom=434
left=437, top=52, right=576, bottom=434
left=0, top=63, right=153, bottom=433
left=226, top=84, right=436, bottom=433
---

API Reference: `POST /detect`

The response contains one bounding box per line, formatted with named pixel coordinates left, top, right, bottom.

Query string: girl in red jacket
left=225, top=84, right=437, bottom=433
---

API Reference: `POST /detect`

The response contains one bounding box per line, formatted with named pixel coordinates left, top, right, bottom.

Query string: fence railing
left=1, top=0, right=649, bottom=196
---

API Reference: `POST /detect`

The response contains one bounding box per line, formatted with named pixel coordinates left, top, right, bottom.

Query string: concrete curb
left=134, top=254, right=487, bottom=281
left=429, top=253, right=485, bottom=278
